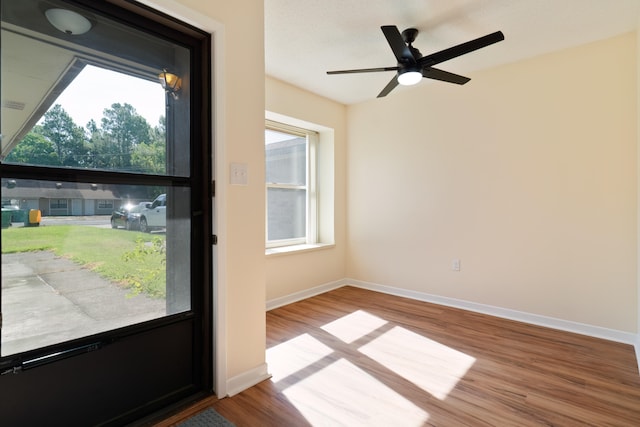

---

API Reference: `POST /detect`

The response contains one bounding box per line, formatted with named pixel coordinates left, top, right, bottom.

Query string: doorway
left=0, top=0, right=212, bottom=424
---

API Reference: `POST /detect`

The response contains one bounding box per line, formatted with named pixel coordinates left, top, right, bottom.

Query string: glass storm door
left=0, top=1, right=212, bottom=425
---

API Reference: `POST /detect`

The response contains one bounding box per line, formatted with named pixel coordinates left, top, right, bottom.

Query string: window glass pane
left=1, top=178, right=191, bottom=356
left=1, top=2, right=190, bottom=176
left=267, top=188, right=306, bottom=241
left=266, top=129, right=307, bottom=186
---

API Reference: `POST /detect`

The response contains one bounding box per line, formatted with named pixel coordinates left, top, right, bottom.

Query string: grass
left=1, top=225, right=166, bottom=298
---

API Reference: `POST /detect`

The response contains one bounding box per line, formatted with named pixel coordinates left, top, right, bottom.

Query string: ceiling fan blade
left=422, top=67, right=470, bottom=85
left=381, top=25, right=414, bottom=64
left=327, top=66, right=399, bottom=75
left=419, top=31, right=504, bottom=67
left=377, top=75, right=399, bottom=98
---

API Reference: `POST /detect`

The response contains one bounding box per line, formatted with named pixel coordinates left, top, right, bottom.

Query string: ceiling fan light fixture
left=397, top=70, right=422, bottom=86
left=45, top=8, right=92, bottom=35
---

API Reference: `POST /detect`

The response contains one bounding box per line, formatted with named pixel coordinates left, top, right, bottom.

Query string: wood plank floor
left=162, top=286, right=640, bottom=426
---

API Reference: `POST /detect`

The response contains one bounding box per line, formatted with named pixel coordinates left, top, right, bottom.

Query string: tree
left=97, top=103, right=152, bottom=170
left=87, top=130, right=122, bottom=170
left=4, top=130, right=60, bottom=165
left=130, top=117, right=167, bottom=174
left=86, top=119, right=99, bottom=134
left=6, top=103, right=166, bottom=175
left=40, top=104, right=88, bottom=166
left=131, top=138, right=166, bottom=174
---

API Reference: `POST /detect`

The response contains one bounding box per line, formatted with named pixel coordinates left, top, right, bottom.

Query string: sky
left=52, top=65, right=166, bottom=128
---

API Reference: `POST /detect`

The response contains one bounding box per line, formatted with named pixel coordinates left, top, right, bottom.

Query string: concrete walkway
left=2, top=251, right=165, bottom=356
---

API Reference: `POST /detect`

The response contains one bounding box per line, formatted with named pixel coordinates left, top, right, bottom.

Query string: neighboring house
left=1, top=178, right=122, bottom=216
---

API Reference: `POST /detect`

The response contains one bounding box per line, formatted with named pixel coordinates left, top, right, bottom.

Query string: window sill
left=266, top=243, right=335, bottom=257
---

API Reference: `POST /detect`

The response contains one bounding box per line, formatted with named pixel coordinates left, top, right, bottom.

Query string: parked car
left=110, top=202, right=148, bottom=230
left=139, top=194, right=166, bottom=233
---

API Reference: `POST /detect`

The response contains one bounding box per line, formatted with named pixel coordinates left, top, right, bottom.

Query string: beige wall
left=143, top=0, right=342, bottom=397
left=637, top=24, right=640, bottom=346
left=142, top=0, right=638, bottom=395
left=265, top=77, right=348, bottom=300
left=347, top=33, right=638, bottom=332
left=144, top=0, right=268, bottom=391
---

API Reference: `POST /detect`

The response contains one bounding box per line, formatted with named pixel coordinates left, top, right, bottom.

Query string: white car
left=139, top=194, right=166, bottom=232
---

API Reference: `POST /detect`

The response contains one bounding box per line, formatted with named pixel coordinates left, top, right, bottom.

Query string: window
left=50, top=199, right=68, bottom=209
left=2, top=42, right=193, bottom=357
left=265, top=120, right=317, bottom=248
left=97, top=200, right=113, bottom=209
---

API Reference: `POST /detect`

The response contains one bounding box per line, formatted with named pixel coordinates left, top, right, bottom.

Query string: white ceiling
left=265, top=0, right=640, bottom=105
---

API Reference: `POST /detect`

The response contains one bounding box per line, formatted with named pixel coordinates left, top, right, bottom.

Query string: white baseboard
left=346, top=279, right=638, bottom=346
left=266, top=279, right=348, bottom=311
left=265, top=279, right=640, bottom=372
left=225, top=363, right=271, bottom=397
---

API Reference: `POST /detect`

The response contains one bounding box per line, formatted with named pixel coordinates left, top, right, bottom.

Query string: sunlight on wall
left=359, top=326, right=476, bottom=400
left=282, top=359, right=429, bottom=426
left=320, top=309, right=388, bottom=344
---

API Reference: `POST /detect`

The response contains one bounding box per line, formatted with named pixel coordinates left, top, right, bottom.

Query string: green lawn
left=1, top=225, right=166, bottom=298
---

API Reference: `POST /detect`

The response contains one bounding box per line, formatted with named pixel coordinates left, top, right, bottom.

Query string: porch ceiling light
left=45, top=8, right=92, bottom=35
left=159, top=69, right=182, bottom=99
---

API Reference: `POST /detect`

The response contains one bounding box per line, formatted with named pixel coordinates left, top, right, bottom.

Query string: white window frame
left=265, top=120, right=318, bottom=249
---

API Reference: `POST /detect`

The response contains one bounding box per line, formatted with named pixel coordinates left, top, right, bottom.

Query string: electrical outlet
left=451, top=259, right=461, bottom=271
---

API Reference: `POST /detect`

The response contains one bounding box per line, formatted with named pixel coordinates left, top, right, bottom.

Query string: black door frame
left=0, top=1, right=212, bottom=424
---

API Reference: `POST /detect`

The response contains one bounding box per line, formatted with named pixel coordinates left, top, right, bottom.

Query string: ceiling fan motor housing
left=401, top=28, right=419, bottom=44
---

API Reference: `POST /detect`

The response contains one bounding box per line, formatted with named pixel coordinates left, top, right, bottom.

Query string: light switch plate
left=230, top=162, right=248, bottom=186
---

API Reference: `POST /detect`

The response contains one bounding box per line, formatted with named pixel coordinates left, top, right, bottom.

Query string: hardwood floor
left=164, top=286, right=640, bottom=426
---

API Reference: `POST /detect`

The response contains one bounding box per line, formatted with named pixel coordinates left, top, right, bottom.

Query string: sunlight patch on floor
left=359, top=326, right=476, bottom=400
left=320, top=309, right=388, bottom=344
left=282, top=358, right=429, bottom=426
left=267, top=333, right=333, bottom=382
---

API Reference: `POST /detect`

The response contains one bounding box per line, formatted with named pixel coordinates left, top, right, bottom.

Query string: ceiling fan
left=327, top=25, right=504, bottom=98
